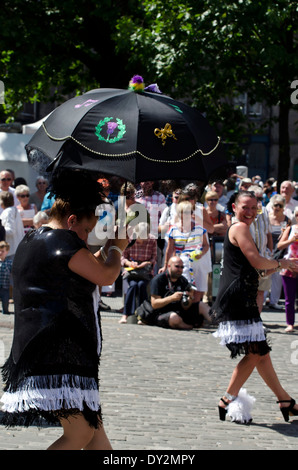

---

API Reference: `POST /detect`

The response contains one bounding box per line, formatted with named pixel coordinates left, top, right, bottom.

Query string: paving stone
left=0, top=300, right=298, bottom=450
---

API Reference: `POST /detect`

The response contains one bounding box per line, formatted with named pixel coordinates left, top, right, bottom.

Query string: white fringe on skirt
left=213, top=319, right=266, bottom=346
left=1, top=374, right=100, bottom=413
left=1, top=288, right=103, bottom=416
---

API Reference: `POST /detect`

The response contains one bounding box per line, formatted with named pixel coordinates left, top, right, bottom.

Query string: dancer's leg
left=256, top=353, right=298, bottom=411
left=47, top=414, right=95, bottom=450
left=224, top=352, right=294, bottom=398
left=219, top=353, right=259, bottom=409
left=225, top=353, right=260, bottom=397
left=221, top=352, right=298, bottom=412
left=84, top=425, right=113, bottom=450
left=255, top=353, right=288, bottom=398
left=47, top=414, right=112, bottom=450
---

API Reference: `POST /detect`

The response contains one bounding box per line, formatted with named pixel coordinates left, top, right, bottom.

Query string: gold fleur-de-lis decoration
left=154, top=123, right=177, bottom=146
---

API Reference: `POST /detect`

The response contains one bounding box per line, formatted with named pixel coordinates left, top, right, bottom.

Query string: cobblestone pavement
left=0, top=296, right=298, bottom=451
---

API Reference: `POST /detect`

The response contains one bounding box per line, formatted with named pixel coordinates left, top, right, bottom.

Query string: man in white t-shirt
left=0, top=170, right=18, bottom=214
left=266, top=180, right=298, bottom=219
left=210, top=180, right=229, bottom=211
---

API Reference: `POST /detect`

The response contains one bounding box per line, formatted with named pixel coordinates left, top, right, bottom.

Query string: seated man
left=149, top=256, right=211, bottom=329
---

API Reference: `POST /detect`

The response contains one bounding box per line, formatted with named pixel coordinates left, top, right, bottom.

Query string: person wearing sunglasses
left=0, top=170, right=18, bottom=213
left=268, top=195, right=290, bottom=310
left=15, top=184, right=37, bottom=233
left=205, top=191, right=228, bottom=239
left=29, top=176, right=49, bottom=211
left=266, top=180, right=298, bottom=219
left=150, top=256, right=211, bottom=329
left=277, top=206, right=298, bottom=332
left=0, top=170, right=13, bottom=191
left=210, top=180, right=229, bottom=211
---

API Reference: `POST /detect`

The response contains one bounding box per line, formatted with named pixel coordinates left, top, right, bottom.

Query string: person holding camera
left=149, top=256, right=211, bottom=329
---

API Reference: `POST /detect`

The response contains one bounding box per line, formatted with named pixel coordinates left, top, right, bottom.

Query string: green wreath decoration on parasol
left=95, top=117, right=126, bottom=144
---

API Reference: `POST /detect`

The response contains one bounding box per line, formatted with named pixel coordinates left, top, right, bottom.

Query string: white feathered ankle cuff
left=227, top=388, right=256, bottom=424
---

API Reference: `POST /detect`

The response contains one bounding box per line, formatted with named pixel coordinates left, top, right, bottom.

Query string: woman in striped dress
left=161, top=201, right=209, bottom=301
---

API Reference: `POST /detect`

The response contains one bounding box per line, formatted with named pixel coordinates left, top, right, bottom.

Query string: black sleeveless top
left=211, top=226, right=260, bottom=323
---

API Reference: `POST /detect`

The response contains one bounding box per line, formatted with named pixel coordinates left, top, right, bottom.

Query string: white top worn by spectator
left=0, top=206, right=25, bottom=256
left=266, top=180, right=298, bottom=220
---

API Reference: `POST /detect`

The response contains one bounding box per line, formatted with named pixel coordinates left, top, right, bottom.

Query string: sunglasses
left=174, top=265, right=183, bottom=269
left=273, top=203, right=283, bottom=208
left=1, top=178, right=11, bottom=182
left=207, top=198, right=218, bottom=202
left=19, top=194, right=29, bottom=198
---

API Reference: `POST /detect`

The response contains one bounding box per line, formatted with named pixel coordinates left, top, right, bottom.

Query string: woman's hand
left=190, top=249, right=202, bottom=261
left=128, top=260, right=138, bottom=268
left=282, top=258, right=298, bottom=272
left=289, top=234, right=298, bottom=244
left=135, top=261, right=151, bottom=269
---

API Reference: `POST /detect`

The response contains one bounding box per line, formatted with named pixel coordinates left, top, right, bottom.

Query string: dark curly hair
left=49, top=169, right=106, bottom=222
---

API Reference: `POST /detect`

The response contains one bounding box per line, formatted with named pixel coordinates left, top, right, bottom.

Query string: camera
left=181, top=283, right=197, bottom=307
left=181, top=292, right=190, bottom=307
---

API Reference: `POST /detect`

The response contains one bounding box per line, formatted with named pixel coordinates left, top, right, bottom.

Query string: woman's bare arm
left=229, top=222, right=284, bottom=270
left=69, top=234, right=128, bottom=286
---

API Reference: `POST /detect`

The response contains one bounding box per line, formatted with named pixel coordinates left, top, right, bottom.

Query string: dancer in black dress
left=0, top=170, right=128, bottom=449
left=212, top=191, right=298, bottom=423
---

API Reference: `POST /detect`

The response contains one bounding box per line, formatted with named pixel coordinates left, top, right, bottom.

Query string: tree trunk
left=277, top=101, right=290, bottom=187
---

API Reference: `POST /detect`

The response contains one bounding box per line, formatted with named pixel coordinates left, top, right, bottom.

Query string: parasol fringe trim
left=42, top=123, right=221, bottom=163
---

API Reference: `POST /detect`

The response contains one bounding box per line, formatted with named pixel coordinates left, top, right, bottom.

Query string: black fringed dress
left=0, top=227, right=103, bottom=428
left=211, top=226, right=271, bottom=358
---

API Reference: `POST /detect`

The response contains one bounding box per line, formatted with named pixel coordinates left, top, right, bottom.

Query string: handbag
left=136, top=300, right=158, bottom=325
left=272, top=247, right=286, bottom=260
left=122, top=264, right=152, bottom=281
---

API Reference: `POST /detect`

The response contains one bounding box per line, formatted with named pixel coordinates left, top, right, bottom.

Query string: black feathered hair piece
left=49, top=168, right=106, bottom=212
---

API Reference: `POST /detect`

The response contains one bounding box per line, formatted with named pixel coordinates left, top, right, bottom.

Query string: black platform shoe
left=277, top=398, right=298, bottom=422
left=218, top=397, right=229, bottom=421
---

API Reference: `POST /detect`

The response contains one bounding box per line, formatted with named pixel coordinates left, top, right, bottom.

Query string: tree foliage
left=0, top=0, right=142, bottom=118
left=116, top=0, right=298, bottom=179
left=1, top=0, right=298, bottom=180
